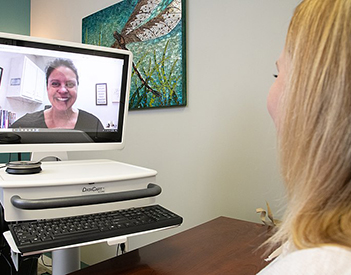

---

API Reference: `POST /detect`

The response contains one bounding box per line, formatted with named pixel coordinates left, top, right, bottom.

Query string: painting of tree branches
left=82, top=0, right=186, bottom=110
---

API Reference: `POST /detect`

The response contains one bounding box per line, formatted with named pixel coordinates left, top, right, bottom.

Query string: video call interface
left=0, top=38, right=129, bottom=142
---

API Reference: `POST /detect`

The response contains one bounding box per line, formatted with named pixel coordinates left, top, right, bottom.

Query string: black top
left=11, top=109, right=104, bottom=132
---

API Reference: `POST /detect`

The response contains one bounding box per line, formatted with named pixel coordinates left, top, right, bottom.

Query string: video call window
left=0, top=43, right=125, bottom=132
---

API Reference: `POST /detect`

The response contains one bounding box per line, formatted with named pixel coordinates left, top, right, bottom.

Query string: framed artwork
left=96, top=83, right=108, bottom=105
left=82, top=0, right=187, bottom=110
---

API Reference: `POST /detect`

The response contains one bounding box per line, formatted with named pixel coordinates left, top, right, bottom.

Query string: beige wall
left=31, top=0, right=300, bottom=265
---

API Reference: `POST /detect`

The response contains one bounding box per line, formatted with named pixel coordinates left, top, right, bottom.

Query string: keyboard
left=8, top=204, right=183, bottom=254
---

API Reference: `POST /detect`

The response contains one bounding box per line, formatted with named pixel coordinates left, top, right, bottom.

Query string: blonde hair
left=272, top=0, right=351, bottom=249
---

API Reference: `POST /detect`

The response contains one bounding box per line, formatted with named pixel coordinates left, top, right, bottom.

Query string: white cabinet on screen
left=6, top=56, right=45, bottom=103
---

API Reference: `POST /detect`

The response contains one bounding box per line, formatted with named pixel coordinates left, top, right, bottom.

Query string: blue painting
left=82, top=0, right=186, bottom=110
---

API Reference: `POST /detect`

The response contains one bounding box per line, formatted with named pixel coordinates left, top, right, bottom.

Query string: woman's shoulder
left=257, top=246, right=351, bottom=275
left=11, top=110, right=45, bottom=128
left=23, top=110, right=44, bottom=119
left=76, top=109, right=104, bottom=130
left=77, top=109, right=99, bottom=120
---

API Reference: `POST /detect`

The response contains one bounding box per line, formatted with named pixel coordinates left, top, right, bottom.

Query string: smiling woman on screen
left=11, top=58, right=104, bottom=132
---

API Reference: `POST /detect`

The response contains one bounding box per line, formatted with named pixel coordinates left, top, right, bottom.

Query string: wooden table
left=69, top=217, right=273, bottom=275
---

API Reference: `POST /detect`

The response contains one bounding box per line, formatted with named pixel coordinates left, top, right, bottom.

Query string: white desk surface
left=0, top=159, right=157, bottom=188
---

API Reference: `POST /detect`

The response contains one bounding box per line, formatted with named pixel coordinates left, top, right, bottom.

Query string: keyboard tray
left=8, top=204, right=183, bottom=254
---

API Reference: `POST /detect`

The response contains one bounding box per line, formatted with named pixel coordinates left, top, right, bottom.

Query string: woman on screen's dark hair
left=11, top=58, right=104, bottom=133
left=46, top=58, right=79, bottom=87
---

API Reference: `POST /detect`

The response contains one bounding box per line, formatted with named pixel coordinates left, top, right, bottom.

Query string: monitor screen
left=0, top=32, right=132, bottom=157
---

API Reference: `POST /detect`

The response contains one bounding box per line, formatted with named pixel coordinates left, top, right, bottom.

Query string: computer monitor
left=0, top=32, right=132, bottom=161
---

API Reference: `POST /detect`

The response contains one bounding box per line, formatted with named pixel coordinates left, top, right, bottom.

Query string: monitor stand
left=30, top=151, right=69, bottom=162
left=52, top=247, right=80, bottom=275
left=32, top=151, right=79, bottom=275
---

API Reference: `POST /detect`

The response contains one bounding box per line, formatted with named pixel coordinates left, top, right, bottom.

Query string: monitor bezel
left=0, top=32, right=132, bottom=154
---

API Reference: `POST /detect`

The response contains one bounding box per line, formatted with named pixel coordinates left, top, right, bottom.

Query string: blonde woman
left=258, top=0, right=351, bottom=274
